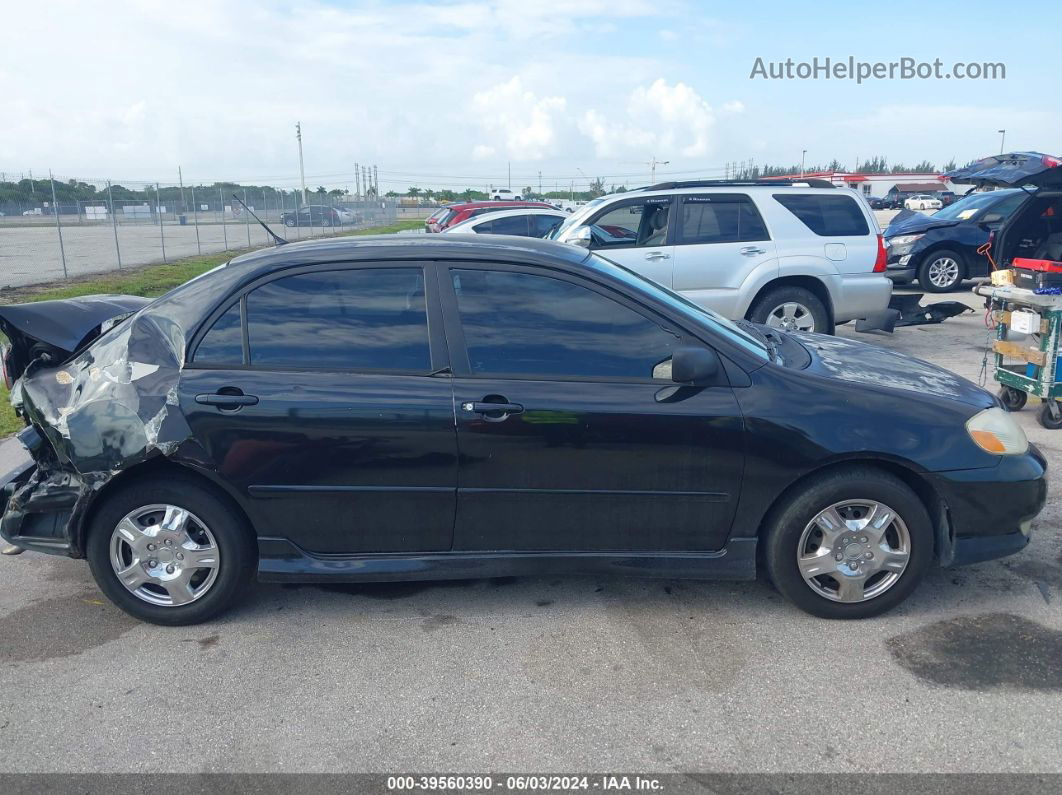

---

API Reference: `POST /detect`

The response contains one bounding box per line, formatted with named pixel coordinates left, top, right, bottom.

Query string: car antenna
left=231, top=193, right=288, bottom=246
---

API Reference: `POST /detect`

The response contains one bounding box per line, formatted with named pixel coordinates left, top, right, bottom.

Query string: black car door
left=440, top=262, right=745, bottom=553
left=179, top=262, right=458, bottom=555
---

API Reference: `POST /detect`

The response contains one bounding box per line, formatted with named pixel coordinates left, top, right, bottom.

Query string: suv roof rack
left=633, top=178, right=836, bottom=191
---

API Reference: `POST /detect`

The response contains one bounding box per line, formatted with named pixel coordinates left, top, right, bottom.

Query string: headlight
left=889, top=233, right=924, bottom=247
left=966, top=407, right=1028, bottom=455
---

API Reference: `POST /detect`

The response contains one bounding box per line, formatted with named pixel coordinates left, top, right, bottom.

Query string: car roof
left=447, top=200, right=553, bottom=209
left=449, top=207, right=566, bottom=224
left=227, top=233, right=590, bottom=272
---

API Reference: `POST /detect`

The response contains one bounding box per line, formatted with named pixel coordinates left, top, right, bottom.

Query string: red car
left=430, top=201, right=556, bottom=232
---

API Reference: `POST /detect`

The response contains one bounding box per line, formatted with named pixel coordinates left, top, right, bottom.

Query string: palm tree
left=407, top=187, right=421, bottom=200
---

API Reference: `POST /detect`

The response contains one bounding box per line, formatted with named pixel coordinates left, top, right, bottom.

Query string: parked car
left=279, top=205, right=350, bottom=227
left=434, top=200, right=555, bottom=232
left=884, top=188, right=1028, bottom=291
left=0, top=236, right=1044, bottom=624
left=866, top=196, right=888, bottom=210
left=424, top=206, right=452, bottom=233
left=937, top=191, right=958, bottom=207
left=490, top=188, right=522, bottom=201
left=443, top=208, right=568, bottom=238
left=550, top=180, right=891, bottom=335
left=904, top=194, right=942, bottom=211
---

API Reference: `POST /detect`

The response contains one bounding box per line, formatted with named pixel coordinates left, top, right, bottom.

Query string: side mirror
left=670, top=346, right=722, bottom=385
left=567, top=225, right=593, bottom=248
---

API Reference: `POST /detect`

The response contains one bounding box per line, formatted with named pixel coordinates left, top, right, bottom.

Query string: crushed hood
left=944, top=151, right=1062, bottom=189
left=884, top=208, right=959, bottom=237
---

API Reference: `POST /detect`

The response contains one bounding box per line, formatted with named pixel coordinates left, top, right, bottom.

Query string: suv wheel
left=764, top=467, right=933, bottom=619
left=748, top=285, right=831, bottom=335
left=86, top=475, right=255, bottom=626
left=918, top=249, right=964, bottom=292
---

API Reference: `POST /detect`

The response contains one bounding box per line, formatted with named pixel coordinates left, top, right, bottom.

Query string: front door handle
left=645, top=251, right=671, bottom=261
left=462, top=401, right=524, bottom=415
left=740, top=246, right=766, bottom=256
left=196, top=391, right=259, bottom=409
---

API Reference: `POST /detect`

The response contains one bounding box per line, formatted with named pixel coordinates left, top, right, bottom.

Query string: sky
left=1, top=0, right=1058, bottom=194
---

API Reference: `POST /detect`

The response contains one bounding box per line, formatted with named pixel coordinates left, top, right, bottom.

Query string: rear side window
left=246, top=268, right=430, bottom=371
left=194, top=303, right=243, bottom=364
left=532, top=214, right=563, bottom=237
left=474, top=215, right=531, bottom=235
left=773, top=194, right=869, bottom=236
left=677, top=195, right=769, bottom=244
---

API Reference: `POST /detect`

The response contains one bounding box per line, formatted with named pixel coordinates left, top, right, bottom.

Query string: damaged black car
left=0, top=236, right=1048, bottom=624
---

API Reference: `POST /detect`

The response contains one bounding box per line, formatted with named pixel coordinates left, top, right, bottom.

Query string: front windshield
left=933, top=190, right=1019, bottom=221
left=548, top=197, right=606, bottom=240
left=587, top=253, right=769, bottom=361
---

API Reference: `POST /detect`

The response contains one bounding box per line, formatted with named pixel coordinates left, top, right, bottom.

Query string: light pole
left=296, top=122, right=307, bottom=204
left=800, top=150, right=807, bottom=178
left=998, top=129, right=1006, bottom=155
left=646, top=155, right=669, bottom=183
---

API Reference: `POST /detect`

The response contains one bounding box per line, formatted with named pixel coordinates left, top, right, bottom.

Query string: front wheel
left=764, top=467, right=933, bottom=619
left=86, top=475, right=255, bottom=625
left=999, top=386, right=1028, bottom=412
left=918, top=249, right=964, bottom=292
left=1038, top=401, right=1062, bottom=430
left=747, top=285, right=832, bottom=335
left=284, top=218, right=296, bottom=227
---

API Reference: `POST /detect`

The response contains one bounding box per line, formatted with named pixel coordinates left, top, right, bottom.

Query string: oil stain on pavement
left=887, top=613, right=1062, bottom=691
left=0, top=591, right=136, bottom=663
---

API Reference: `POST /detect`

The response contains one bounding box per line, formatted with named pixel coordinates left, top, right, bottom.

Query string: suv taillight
left=873, top=234, right=887, bottom=272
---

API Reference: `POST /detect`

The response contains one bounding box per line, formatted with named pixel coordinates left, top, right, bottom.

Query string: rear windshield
left=773, top=194, right=869, bottom=236
left=436, top=209, right=456, bottom=226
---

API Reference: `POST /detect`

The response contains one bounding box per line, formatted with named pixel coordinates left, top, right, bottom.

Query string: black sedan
left=0, top=236, right=1046, bottom=624
left=884, top=189, right=1028, bottom=291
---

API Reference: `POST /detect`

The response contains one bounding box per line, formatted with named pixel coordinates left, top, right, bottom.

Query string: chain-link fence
left=0, top=174, right=406, bottom=289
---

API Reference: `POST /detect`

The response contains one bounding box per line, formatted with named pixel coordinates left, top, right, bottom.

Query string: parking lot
left=0, top=284, right=1058, bottom=775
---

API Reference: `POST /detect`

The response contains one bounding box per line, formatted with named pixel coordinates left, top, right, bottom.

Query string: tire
left=747, top=285, right=832, bottom=335
left=763, top=467, right=933, bottom=619
left=999, top=386, right=1028, bottom=412
left=284, top=218, right=296, bottom=227
left=1038, top=401, right=1062, bottom=430
left=86, top=475, right=255, bottom=626
left=917, top=249, right=964, bottom=292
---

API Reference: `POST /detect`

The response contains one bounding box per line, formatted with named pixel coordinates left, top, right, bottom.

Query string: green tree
left=407, top=186, right=421, bottom=200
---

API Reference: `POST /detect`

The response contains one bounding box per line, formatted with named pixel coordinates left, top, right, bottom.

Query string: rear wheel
left=748, top=285, right=832, bottom=335
left=999, top=386, right=1028, bottom=412
left=918, top=249, right=964, bottom=292
left=86, top=475, right=255, bottom=625
left=764, top=467, right=933, bottom=619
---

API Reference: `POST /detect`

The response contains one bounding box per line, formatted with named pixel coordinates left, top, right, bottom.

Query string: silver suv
left=552, top=180, right=891, bottom=334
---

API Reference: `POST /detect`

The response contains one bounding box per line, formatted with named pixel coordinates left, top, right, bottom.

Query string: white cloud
left=580, top=79, right=716, bottom=159
left=470, top=77, right=567, bottom=161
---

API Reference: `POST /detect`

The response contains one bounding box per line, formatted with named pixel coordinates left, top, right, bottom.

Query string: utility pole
left=800, top=150, right=807, bottom=178
left=998, top=129, right=1006, bottom=155
left=538, top=170, right=542, bottom=196
left=354, top=162, right=361, bottom=200
left=507, top=161, right=511, bottom=191
left=296, top=122, right=307, bottom=204
left=646, top=155, right=669, bottom=183
left=373, top=165, right=378, bottom=199
left=178, top=165, right=185, bottom=210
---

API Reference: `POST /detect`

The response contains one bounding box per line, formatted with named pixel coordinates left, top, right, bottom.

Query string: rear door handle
left=196, top=393, right=259, bottom=408
left=740, top=246, right=766, bottom=256
left=462, top=401, right=524, bottom=415
left=645, top=251, right=671, bottom=261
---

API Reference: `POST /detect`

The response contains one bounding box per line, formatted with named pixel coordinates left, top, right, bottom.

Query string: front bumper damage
left=0, top=311, right=196, bottom=558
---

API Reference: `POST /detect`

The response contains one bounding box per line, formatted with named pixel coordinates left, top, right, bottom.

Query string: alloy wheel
left=926, top=256, right=960, bottom=289
left=765, top=302, right=816, bottom=332
left=109, top=504, right=220, bottom=607
left=796, top=499, right=911, bottom=603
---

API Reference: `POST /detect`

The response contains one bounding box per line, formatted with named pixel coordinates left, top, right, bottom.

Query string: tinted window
left=451, top=269, right=679, bottom=379
left=588, top=197, right=671, bottom=248
left=677, top=195, right=769, bottom=244
left=532, top=214, right=563, bottom=238
left=773, top=194, right=869, bottom=236
left=247, top=268, right=430, bottom=371
left=474, top=215, right=531, bottom=235
left=194, top=302, right=243, bottom=364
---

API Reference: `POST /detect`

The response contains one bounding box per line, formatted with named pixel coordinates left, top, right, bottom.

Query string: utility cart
left=974, top=283, right=1062, bottom=429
